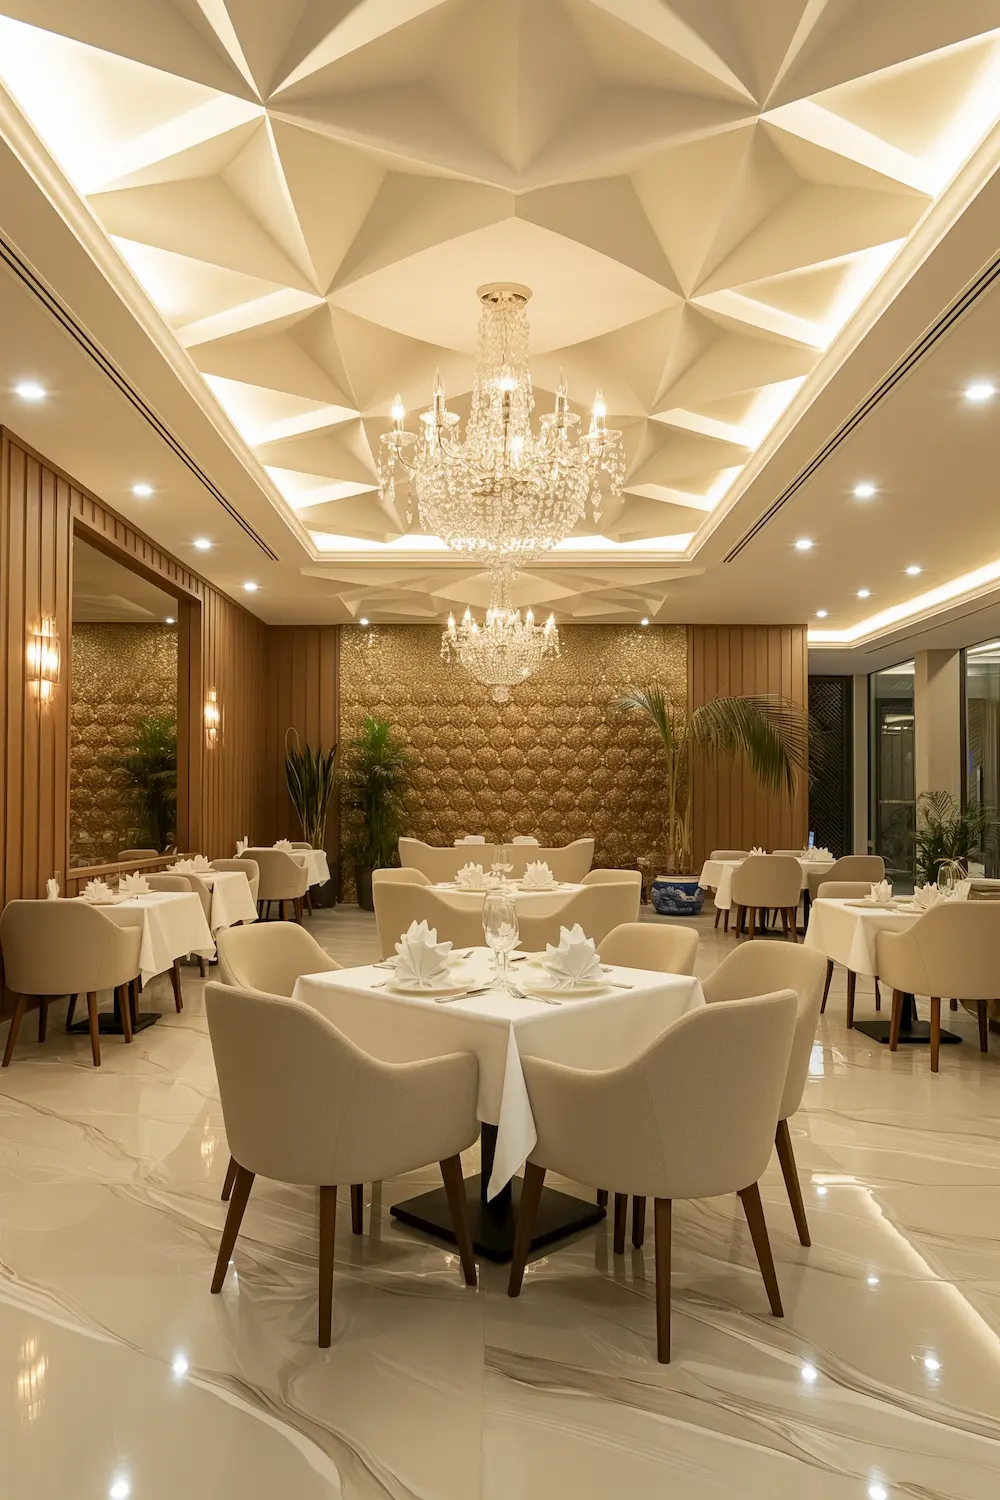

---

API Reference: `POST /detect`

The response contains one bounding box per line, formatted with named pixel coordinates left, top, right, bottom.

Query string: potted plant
left=616, top=685, right=810, bottom=915
left=913, top=790, right=997, bottom=886
left=340, top=715, right=411, bottom=910
left=102, top=712, right=177, bottom=852
left=284, top=730, right=338, bottom=906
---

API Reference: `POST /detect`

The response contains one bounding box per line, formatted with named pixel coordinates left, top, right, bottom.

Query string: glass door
left=869, top=662, right=915, bottom=889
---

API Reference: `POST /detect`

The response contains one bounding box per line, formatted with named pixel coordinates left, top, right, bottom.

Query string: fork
left=506, top=979, right=561, bottom=1006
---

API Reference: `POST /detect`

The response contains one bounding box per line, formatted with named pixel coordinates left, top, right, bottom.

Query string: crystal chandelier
left=441, top=577, right=560, bottom=703
left=379, top=284, right=624, bottom=572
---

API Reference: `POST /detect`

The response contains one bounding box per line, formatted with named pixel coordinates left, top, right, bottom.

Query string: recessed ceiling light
left=906, top=565, right=922, bottom=576
left=14, top=381, right=46, bottom=401
left=923, top=1354, right=941, bottom=1373
left=800, top=1363, right=819, bottom=1384
left=815, top=610, right=828, bottom=619
left=640, top=617, right=649, bottom=626
left=171, top=1352, right=189, bottom=1378
left=853, top=481, right=876, bottom=499
left=964, top=381, right=995, bottom=403
left=815, top=1184, right=828, bottom=1196
left=794, top=538, right=813, bottom=551
left=132, top=482, right=153, bottom=497
left=359, top=617, right=369, bottom=626
left=867, top=1274, right=880, bottom=1287
left=868, top=1484, right=888, bottom=1500
left=193, top=538, right=211, bottom=551
left=857, top=588, right=871, bottom=599
left=165, top=616, right=175, bottom=625
left=109, top=1480, right=131, bottom=1500
left=243, top=581, right=258, bottom=592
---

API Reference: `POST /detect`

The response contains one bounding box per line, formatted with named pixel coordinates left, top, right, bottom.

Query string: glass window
left=965, top=639, right=1000, bottom=874
left=869, top=661, right=915, bottom=888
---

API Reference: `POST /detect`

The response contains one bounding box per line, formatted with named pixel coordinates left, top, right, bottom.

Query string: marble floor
left=1, top=907, right=999, bottom=1498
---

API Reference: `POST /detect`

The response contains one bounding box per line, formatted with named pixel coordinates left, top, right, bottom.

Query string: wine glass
left=483, top=888, right=518, bottom=987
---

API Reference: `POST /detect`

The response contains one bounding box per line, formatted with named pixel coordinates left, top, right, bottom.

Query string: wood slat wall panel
left=261, top=627, right=339, bottom=856
left=690, top=624, right=809, bottom=869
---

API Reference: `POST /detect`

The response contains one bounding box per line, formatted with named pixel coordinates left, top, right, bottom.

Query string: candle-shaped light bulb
left=526, top=607, right=534, bottom=625
left=447, top=612, right=455, bottom=632
left=391, top=393, right=405, bottom=429
left=432, top=368, right=446, bottom=414
left=555, top=368, right=569, bottom=419
left=592, top=389, right=606, bottom=425
left=462, top=607, right=472, bottom=625
left=545, top=613, right=555, bottom=632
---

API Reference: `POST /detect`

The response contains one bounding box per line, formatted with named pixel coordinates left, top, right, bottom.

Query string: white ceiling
left=1, top=1, right=1000, bottom=645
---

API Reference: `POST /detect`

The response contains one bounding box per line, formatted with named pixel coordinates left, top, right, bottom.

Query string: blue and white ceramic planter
left=651, top=876, right=705, bottom=917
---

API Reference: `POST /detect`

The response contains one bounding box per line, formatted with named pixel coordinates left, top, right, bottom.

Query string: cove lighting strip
left=809, top=559, right=1000, bottom=645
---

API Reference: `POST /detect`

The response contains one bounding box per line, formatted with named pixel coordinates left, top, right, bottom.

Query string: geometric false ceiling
left=2, top=1, right=1000, bottom=621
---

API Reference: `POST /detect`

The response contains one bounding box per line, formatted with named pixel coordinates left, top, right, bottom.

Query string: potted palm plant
left=616, top=686, right=810, bottom=914
left=284, top=730, right=338, bottom=906
left=340, top=715, right=411, bottom=910
left=102, top=712, right=177, bottom=852
left=912, top=790, right=997, bottom=886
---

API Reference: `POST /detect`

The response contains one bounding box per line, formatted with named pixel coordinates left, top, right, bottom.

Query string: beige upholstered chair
left=812, top=880, right=883, bottom=1016
left=515, top=883, right=640, bottom=950
left=248, top=848, right=309, bottom=921
left=508, top=991, right=797, bottom=1362
left=216, top=921, right=340, bottom=997
left=772, top=849, right=805, bottom=857
left=399, top=839, right=498, bottom=882
left=373, top=884, right=485, bottom=959
left=581, top=869, right=642, bottom=888
left=504, top=839, right=595, bottom=882
left=211, top=857, right=260, bottom=906
left=806, top=855, right=884, bottom=903
left=701, top=943, right=827, bottom=1246
left=730, top=855, right=802, bottom=940
left=206, top=983, right=480, bottom=1345
left=876, top=903, right=1000, bottom=1072
left=0, top=900, right=143, bottom=1066
left=118, top=848, right=159, bottom=863
left=372, top=867, right=431, bottom=887
left=597, top=922, right=698, bottom=976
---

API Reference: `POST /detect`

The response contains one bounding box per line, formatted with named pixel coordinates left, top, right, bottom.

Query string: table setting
left=434, top=859, right=582, bottom=915
left=699, top=847, right=836, bottom=911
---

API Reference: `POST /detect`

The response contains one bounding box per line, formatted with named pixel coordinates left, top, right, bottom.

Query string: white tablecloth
left=432, top=881, right=586, bottom=916
left=200, top=870, right=258, bottom=931
left=804, top=898, right=919, bottom=976
left=293, top=850, right=330, bottom=887
left=292, top=949, right=704, bottom=1199
left=699, top=857, right=836, bottom=911
left=87, top=891, right=215, bottom=985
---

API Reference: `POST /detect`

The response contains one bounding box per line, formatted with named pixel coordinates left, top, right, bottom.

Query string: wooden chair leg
left=508, top=1162, right=546, bottom=1297
left=211, top=1165, right=255, bottom=1293
left=846, top=970, right=856, bottom=1029
left=596, top=1188, right=608, bottom=1206
left=787, top=907, right=799, bottom=942
left=632, top=1195, right=646, bottom=1248
left=774, top=1119, right=810, bottom=1247
left=950, top=997, right=959, bottom=1011
left=305, top=887, right=313, bottom=914
left=318, top=1184, right=337, bottom=1347
left=65, top=993, right=78, bottom=1029
left=977, top=1000, right=990, bottom=1053
left=170, top=960, right=184, bottom=1012
left=747, top=906, right=756, bottom=940
left=350, top=1183, right=364, bottom=1234
left=613, top=1192, right=628, bottom=1254
left=779, top=908, right=789, bottom=939
left=116, top=984, right=133, bottom=1045
left=2, top=995, right=27, bottom=1067
left=198, top=957, right=208, bottom=979
left=889, top=989, right=904, bottom=1051
left=723, top=908, right=730, bottom=933
left=86, top=992, right=101, bottom=1067
left=654, top=1198, right=671, bottom=1363
left=440, top=1156, right=477, bottom=1287
left=221, top=1155, right=239, bottom=1202
left=294, top=896, right=304, bottom=924
left=874, top=979, right=881, bottom=1012
left=738, top=1182, right=783, bottom=1317
left=930, top=997, right=941, bottom=1073
left=37, top=997, right=49, bottom=1043
left=820, top=960, right=833, bottom=1013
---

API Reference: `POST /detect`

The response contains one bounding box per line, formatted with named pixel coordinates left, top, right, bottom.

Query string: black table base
left=68, top=989, right=160, bottom=1038
left=854, top=992, right=961, bottom=1046
left=390, top=1124, right=606, bottom=1263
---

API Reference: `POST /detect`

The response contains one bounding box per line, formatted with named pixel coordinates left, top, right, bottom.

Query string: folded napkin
left=521, top=860, right=556, bottom=889
left=393, top=919, right=454, bottom=988
left=118, top=871, right=150, bottom=896
left=809, top=847, right=833, bottom=862
left=273, top=838, right=294, bottom=852
left=172, top=854, right=212, bottom=873
left=912, top=883, right=942, bottom=910
left=540, top=923, right=604, bottom=989
left=236, top=838, right=248, bottom=856
left=749, top=846, right=765, bottom=857
left=454, top=835, right=486, bottom=844
left=82, top=879, right=115, bottom=902
left=46, top=877, right=60, bottom=901
left=870, top=879, right=894, bottom=905
left=455, top=862, right=492, bottom=891
left=512, top=835, right=539, bottom=844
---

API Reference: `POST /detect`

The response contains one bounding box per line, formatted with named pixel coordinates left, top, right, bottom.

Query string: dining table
left=292, top=948, right=705, bottom=1260
left=70, top=890, right=214, bottom=1033
left=804, top=896, right=961, bottom=1047
left=196, top=869, right=258, bottom=931
left=698, top=854, right=837, bottom=912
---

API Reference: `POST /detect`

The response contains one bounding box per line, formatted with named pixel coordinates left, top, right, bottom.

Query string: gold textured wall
left=70, top=623, right=177, bottom=866
left=339, top=624, right=687, bottom=880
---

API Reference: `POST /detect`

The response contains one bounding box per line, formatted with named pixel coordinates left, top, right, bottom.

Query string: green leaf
left=689, top=695, right=809, bottom=797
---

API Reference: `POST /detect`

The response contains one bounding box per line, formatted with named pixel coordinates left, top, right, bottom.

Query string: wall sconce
left=204, top=687, right=221, bottom=748
left=27, top=620, right=60, bottom=704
